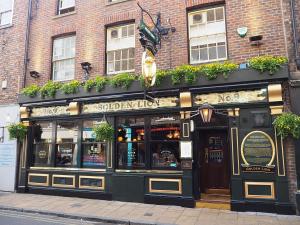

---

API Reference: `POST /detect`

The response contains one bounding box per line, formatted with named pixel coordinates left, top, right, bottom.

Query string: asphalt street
left=0, top=210, right=121, bottom=225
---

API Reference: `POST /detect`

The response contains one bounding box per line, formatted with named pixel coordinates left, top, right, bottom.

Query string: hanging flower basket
left=8, top=123, right=27, bottom=140
left=92, top=122, right=114, bottom=142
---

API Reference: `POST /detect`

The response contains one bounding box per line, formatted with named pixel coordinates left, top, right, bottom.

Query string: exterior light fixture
left=29, top=71, right=40, bottom=78
left=81, top=62, right=92, bottom=80
left=142, top=50, right=157, bottom=88
left=198, top=103, right=214, bottom=123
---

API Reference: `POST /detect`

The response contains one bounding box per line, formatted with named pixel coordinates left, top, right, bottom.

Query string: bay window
left=188, top=7, right=227, bottom=64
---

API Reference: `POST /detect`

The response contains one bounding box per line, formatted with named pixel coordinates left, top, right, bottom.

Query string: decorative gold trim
left=231, top=127, right=240, bottom=175
left=79, top=176, right=105, bottom=190
left=280, top=135, right=286, bottom=176
left=270, top=105, right=283, bottom=115
left=275, top=129, right=286, bottom=176
left=52, top=175, right=75, bottom=188
left=115, top=169, right=183, bottom=174
left=182, top=123, right=190, bottom=138
left=22, top=121, right=31, bottom=127
left=30, top=167, right=106, bottom=172
left=244, top=181, right=275, bottom=199
left=227, top=109, right=234, bottom=117
left=241, top=131, right=276, bottom=166
left=180, top=92, right=192, bottom=108
left=20, top=107, right=30, bottom=119
left=149, top=178, right=182, bottom=194
left=68, top=102, right=80, bottom=116
left=234, top=108, right=240, bottom=116
left=268, top=84, right=282, bottom=102
left=28, top=173, right=49, bottom=187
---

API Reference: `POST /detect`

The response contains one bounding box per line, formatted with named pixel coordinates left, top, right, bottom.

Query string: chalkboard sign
left=241, top=131, right=275, bottom=166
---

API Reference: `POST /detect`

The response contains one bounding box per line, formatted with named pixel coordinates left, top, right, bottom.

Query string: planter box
left=18, top=66, right=289, bottom=104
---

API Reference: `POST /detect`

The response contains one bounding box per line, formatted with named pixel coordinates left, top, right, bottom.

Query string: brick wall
left=25, top=0, right=290, bottom=86
left=0, top=0, right=28, bottom=104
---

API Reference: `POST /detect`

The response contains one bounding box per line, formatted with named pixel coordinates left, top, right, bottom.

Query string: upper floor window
left=52, top=35, right=76, bottom=81
left=0, top=0, right=13, bottom=26
left=188, top=7, right=227, bottom=64
left=106, top=24, right=135, bottom=75
left=58, top=0, right=75, bottom=15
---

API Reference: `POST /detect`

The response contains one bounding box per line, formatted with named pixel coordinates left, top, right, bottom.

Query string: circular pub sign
left=241, top=131, right=275, bottom=166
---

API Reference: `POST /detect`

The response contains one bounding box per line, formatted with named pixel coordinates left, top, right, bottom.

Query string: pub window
left=82, top=120, right=106, bottom=168
left=106, top=24, right=135, bottom=74
left=32, top=122, right=53, bottom=167
left=188, top=7, right=227, bottom=64
left=117, top=117, right=145, bottom=169
left=58, top=0, right=75, bottom=15
left=150, top=115, right=181, bottom=169
left=52, top=35, right=76, bottom=81
left=55, top=121, right=78, bottom=167
left=0, top=0, right=13, bottom=26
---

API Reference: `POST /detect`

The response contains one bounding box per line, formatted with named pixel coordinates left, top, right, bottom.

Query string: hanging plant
left=110, top=73, right=136, bottom=89
left=8, top=123, right=27, bottom=140
left=92, top=122, right=114, bottom=142
left=40, top=81, right=62, bottom=98
left=84, top=76, right=107, bottom=92
left=60, top=80, right=81, bottom=94
left=273, top=113, right=300, bottom=139
left=22, top=84, right=40, bottom=97
left=249, top=55, right=288, bottom=75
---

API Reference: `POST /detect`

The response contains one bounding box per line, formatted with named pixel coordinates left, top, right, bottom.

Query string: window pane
left=115, top=50, right=121, bottom=60
left=115, top=61, right=121, bottom=71
left=107, top=51, right=114, bottom=61
left=128, top=24, right=135, bottom=36
left=82, top=143, right=106, bottom=167
left=151, top=142, right=180, bottom=169
left=150, top=115, right=180, bottom=141
left=208, top=44, right=217, bottom=60
left=107, top=62, right=114, bottom=73
left=207, top=10, right=215, bottom=22
left=200, top=46, right=208, bottom=61
left=121, top=49, right=128, bottom=60
left=117, top=117, right=145, bottom=168
left=121, top=26, right=128, bottom=37
left=129, top=48, right=135, bottom=58
left=0, top=11, right=12, bottom=25
left=111, top=29, right=118, bottom=39
left=217, top=43, right=226, bottom=58
left=121, top=59, right=128, bottom=71
left=128, top=59, right=134, bottom=70
left=32, top=122, right=53, bottom=167
left=0, top=0, right=13, bottom=12
left=215, top=7, right=224, bottom=21
left=191, top=46, right=199, bottom=62
left=56, top=121, right=78, bottom=167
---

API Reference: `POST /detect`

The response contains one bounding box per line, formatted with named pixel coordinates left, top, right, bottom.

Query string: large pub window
left=55, top=121, right=78, bottom=167
left=150, top=115, right=181, bottom=169
left=32, top=122, right=53, bottom=167
left=82, top=120, right=106, bottom=168
left=117, top=117, right=145, bottom=169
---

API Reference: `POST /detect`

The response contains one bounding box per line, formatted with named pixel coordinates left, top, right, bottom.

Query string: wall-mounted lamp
left=249, top=35, right=263, bottom=46
left=29, top=71, right=40, bottom=78
left=81, top=62, right=92, bottom=80
left=191, top=103, right=228, bottom=123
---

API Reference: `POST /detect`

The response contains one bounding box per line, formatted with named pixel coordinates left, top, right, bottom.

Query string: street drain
left=144, top=212, right=153, bottom=216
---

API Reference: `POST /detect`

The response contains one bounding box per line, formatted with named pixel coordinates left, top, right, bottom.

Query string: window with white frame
left=58, top=0, right=75, bottom=15
left=188, top=7, right=227, bottom=64
left=52, top=35, right=76, bottom=81
left=106, top=24, right=135, bottom=74
left=0, top=0, right=13, bottom=26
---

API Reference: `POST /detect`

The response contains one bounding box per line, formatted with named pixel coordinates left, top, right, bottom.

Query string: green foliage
left=249, top=55, right=288, bottom=75
left=109, top=73, right=136, bottom=89
left=60, top=80, right=81, bottom=94
left=8, top=123, right=27, bottom=140
left=40, top=81, right=62, bottom=98
left=84, top=76, right=107, bottom=92
left=273, top=113, right=300, bottom=139
left=21, top=84, right=40, bottom=97
left=92, top=122, right=114, bottom=142
left=200, top=62, right=238, bottom=80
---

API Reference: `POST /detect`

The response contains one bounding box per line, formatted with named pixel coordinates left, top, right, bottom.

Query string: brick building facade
left=12, top=0, right=300, bottom=214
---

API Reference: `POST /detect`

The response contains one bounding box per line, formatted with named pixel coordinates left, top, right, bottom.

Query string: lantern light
left=198, top=103, right=214, bottom=123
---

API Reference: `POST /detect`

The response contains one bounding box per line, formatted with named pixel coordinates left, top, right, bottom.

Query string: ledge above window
left=0, top=24, right=13, bottom=30
left=106, top=0, right=134, bottom=6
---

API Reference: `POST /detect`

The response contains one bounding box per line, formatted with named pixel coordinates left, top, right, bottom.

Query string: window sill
left=106, top=69, right=135, bottom=76
left=0, top=24, right=13, bottom=30
left=190, top=58, right=228, bottom=65
left=53, top=11, right=77, bottom=20
left=106, top=0, right=134, bottom=6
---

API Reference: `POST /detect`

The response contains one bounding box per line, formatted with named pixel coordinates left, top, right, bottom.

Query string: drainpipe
left=22, top=0, right=32, bottom=88
left=290, top=0, right=300, bottom=70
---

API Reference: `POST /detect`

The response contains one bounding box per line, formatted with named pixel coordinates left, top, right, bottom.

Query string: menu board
left=242, top=131, right=274, bottom=166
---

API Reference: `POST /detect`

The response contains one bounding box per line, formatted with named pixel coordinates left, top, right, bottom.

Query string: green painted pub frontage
left=17, top=66, right=296, bottom=214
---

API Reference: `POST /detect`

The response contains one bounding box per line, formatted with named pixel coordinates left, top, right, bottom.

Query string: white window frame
left=52, top=35, right=76, bottom=82
left=188, top=6, right=227, bottom=64
left=58, top=0, right=75, bottom=15
left=106, top=24, right=135, bottom=75
left=0, top=0, right=14, bottom=27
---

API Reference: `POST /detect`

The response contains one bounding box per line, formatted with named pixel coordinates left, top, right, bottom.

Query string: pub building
left=17, top=63, right=295, bottom=214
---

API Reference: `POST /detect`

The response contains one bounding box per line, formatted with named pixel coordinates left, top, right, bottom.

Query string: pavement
left=0, top=192, right=299, bottom=225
